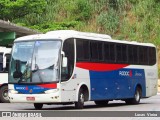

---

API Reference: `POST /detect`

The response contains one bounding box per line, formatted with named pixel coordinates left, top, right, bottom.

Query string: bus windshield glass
left=9, top=40, right=61, bottom=84
left=0, top=53, right=3, bottom=72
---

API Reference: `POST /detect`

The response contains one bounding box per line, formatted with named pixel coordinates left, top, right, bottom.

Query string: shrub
left=97, top=8, right=119, bottom=33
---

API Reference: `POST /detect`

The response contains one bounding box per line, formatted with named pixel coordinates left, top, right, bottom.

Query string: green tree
left=0, top=0, right=47, bottom=21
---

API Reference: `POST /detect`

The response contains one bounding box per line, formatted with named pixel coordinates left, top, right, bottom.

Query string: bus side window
left=76, top=39, right=90, bottom=61
left=132, top=45, right=138, bottom=64
left=116, top=44, right=127, bottom=63
left=4, top=54, right=11, bottom=72
left=149, top=47, right=156, bottom=65
left=62, top=39, right=75, bottom=81
left=90, top=41, right=98, bottom=61
left=0, top=53, right=3, bottom=72
left=139, top=46, right=148, bottom=65
left=104, top=43, right=115, bottom=63
left=0, top=63, right=2, bottom=72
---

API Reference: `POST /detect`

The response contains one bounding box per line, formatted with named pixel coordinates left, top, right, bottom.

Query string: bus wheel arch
left=0, top=84, right=10, bottom=103
left=77, top=84, right=89, bottom=101
left=75, top=84, right=89, bottom=109
left=135, top=84, right=142, bottom=101
left=34, top=103, right=43, bottom=110
left=136, top=84, right=142, bottom=95
left=134, top=84, right=142, bottom=98
left=125, top=84, right=142, bottom=105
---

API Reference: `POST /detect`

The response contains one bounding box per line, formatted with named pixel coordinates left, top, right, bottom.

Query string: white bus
left=0, top=47, right=11, bottom=103
left=8, top=30, right=158, bottom=109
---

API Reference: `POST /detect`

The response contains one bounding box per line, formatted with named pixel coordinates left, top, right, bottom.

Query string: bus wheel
left=34, top=103, right=43, bottom=110
left=125, top=87, right=141, bottom=104
left=94, top=100, right=109, bottom=106
left=0, top=85, right=10, bottom=103
left=75, top=89, right=85, bottom=109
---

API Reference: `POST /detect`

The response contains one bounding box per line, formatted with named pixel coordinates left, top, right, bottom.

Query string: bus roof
left=14, top=30, right=111, bottom=41
left=14, top=30, right=155, bottom=47
left=0, top=47, right=11, bottom=54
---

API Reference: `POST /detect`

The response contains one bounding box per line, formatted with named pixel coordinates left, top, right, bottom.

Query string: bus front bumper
left=8, top=92, right=61, bottom=103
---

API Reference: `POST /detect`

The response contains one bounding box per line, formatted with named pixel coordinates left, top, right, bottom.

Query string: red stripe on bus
left=76, top=62, right=129, bottom=71
left=37, top=83, right=57, bottom=89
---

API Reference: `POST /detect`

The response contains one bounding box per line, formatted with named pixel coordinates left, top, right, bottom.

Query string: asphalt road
left=0, top=93, right=160, bottom=120
left=0, top=93, right=159, bottom=111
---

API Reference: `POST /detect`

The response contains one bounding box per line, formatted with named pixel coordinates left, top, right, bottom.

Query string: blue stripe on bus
left=14, top=84, right=56, bottom=94
left=90, top=68, right=146, bottom=100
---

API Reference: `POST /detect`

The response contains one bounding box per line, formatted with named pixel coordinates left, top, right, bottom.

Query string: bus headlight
left=9, top=89, right=18, bottom=94
left=44, top=89, right=58, bottom=94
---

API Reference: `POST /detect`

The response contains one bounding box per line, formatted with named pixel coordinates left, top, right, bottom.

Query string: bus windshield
left=0, top=53, right=3, bottom=72
left=9, top=40, right=61, bottom=84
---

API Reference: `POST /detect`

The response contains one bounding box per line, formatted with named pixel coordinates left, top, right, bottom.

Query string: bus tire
left=94, top=100, right=109, bottom=106
left=0, top=85, right=10, bottom=103
left=34, top=103, right=43, bottom=110
left=125, top=87, right=141, bottom=104
left=75, top=89, right=85, bottom=109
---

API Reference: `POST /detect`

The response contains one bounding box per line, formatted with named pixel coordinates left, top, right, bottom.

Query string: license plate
left=26, top=97, right=35, bottom=101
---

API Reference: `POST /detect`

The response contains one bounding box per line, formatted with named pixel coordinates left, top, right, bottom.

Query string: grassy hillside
left=14, top=0, right=160, bottom=44
left=10, top=0, right=160, bottom=74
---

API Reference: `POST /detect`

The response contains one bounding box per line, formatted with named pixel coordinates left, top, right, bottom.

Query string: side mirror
left=62, top=57, right=68, bottom=67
